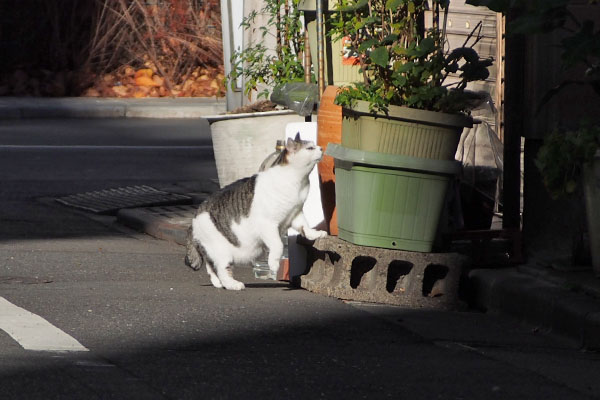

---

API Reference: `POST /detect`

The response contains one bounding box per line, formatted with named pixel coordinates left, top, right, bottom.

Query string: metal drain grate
left=55, top=185, right=192, bottom=215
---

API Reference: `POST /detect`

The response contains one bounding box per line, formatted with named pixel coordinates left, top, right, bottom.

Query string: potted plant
left=331, top=0, right=493, bottom=158
left=319, top=0, right=494, bottom=252
left=208, top=0, right=309, bottom=188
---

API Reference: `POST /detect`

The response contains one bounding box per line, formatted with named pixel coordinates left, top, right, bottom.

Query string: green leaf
left=417, top=37, right=435, bottom=55
left=407, top=1, right=415, bottom=13
left=385, top=0, right=402, bottom=10
left=339, top=0, right=369, bottom=12
left=381, top=34, right=399, bottom=45
left=394, top=61, right=414, bottom=73
left=393, top=75, right=407, bottom=86
left=565, top=180, right=577, bottom=193
left=445, top=61, right=459, bottom=74
left=447, top=47, right=479, bottom=63
left=370, top=47, right=390, bottom=67
left=358, top=38, right=378, bottom=52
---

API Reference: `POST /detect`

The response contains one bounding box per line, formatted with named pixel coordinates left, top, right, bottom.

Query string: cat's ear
left=286, top=136, right=302, bottom=153
left=294, top=132, right=301, bottom=142
left=286, top=137, right=296, bottom=151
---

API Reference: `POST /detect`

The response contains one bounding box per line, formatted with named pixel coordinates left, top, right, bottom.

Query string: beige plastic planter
left=342, top=101, right=473, bottom=160
left=207, top=110, right=304, bottom=188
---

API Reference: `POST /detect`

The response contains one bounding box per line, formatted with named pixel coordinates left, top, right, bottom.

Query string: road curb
left=469, top=268, right=600, bottom=349
left=116, top=205, right=198, bottom=245
left=0, top=97, right=226, bottom=119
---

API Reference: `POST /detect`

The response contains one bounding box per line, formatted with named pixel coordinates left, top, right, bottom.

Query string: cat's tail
left=184, top=227, right=204, bottom=271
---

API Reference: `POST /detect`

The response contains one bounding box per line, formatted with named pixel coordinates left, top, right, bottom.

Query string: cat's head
left=282, top=132, right=322, bottom=167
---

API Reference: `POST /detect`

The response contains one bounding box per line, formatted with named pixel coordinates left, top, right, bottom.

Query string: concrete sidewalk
left=0, top=96, right=226, bottom=119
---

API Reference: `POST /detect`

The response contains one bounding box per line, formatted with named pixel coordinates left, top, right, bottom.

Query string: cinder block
left=300, top=236, right=470, bottom=309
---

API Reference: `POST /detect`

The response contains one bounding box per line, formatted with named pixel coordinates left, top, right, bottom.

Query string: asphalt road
left=0, top=118, right=599, bottom=399
left=0, top=118, right=217, bottom=199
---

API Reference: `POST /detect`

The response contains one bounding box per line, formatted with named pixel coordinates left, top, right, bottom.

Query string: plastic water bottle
left=252, top=235, right=288, bottom=280
left=252, top=259, right=272, bottom=279
left=253, top=140, right=289, bottom=280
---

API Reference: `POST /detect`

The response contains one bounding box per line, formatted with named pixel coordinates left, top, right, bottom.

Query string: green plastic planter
left=326, top=144, right=461, bottom=252
left=342, top=101, right=473, bottom=160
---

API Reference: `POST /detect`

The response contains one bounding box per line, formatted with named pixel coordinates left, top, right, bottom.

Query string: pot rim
left=326, top=143, right=461, bottom=175
left=342, top=100, right=473, bottom=129
left=205, top=109, right=297, bottom=125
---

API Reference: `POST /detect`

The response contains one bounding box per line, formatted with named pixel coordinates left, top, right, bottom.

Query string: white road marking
left=0, top=297, right=88, bottom=352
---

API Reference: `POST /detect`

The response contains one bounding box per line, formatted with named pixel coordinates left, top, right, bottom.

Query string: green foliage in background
left=229, top=0, right=308, bottom=99
left=535, top=125, right=600, bottom=198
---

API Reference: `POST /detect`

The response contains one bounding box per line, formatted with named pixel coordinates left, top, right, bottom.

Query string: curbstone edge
left=469, top=267, right=600, bottom=349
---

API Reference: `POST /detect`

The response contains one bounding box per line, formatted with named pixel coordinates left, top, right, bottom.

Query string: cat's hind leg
left=185, top=234, right=223, bottom=288
left=213, top=261, right=245, bottom=291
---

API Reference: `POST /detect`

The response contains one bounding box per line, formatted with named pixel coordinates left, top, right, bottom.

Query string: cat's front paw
left=223, top=280, right=245, bottom=291
left=209, top=275, right=223, bottom=288
left=304, top=229, right=328, bottom=241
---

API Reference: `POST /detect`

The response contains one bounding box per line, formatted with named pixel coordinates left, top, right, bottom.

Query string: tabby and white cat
left=185, top=133, right=327, bottom=290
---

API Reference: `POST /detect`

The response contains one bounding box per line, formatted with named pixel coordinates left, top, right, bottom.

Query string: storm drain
left=55, top=185, right=192, bottom=215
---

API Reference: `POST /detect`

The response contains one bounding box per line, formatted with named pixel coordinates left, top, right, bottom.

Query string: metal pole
left=502, top=10, right=523, bottom=232
left=304, top=30, right=312, bottom=84
left=316, top=0, right=325, bottom=98
left=220, top=0, right=239, bottom=111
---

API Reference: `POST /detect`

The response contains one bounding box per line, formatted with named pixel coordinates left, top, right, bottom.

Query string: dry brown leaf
left=143, top=61, right=157, bottom=73
left=102, top=74, right=116, bottom=84
left=134, top=68, right=153, bottom=79
left=152, top=75, right=164, bottom=87
left=158, top=86, right=169, bottom=97
left=82, top=87, right=101, bottom=97
left=112, top=85, right=129, bottom=97
left=132, top=85, right=151, bottom=98
left=182, top=79, right=194, bottom=92
left=135, top=75, right=159, bottom=87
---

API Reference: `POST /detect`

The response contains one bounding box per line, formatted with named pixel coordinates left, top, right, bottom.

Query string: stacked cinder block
left=301, top=236, right=470, bottom=310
